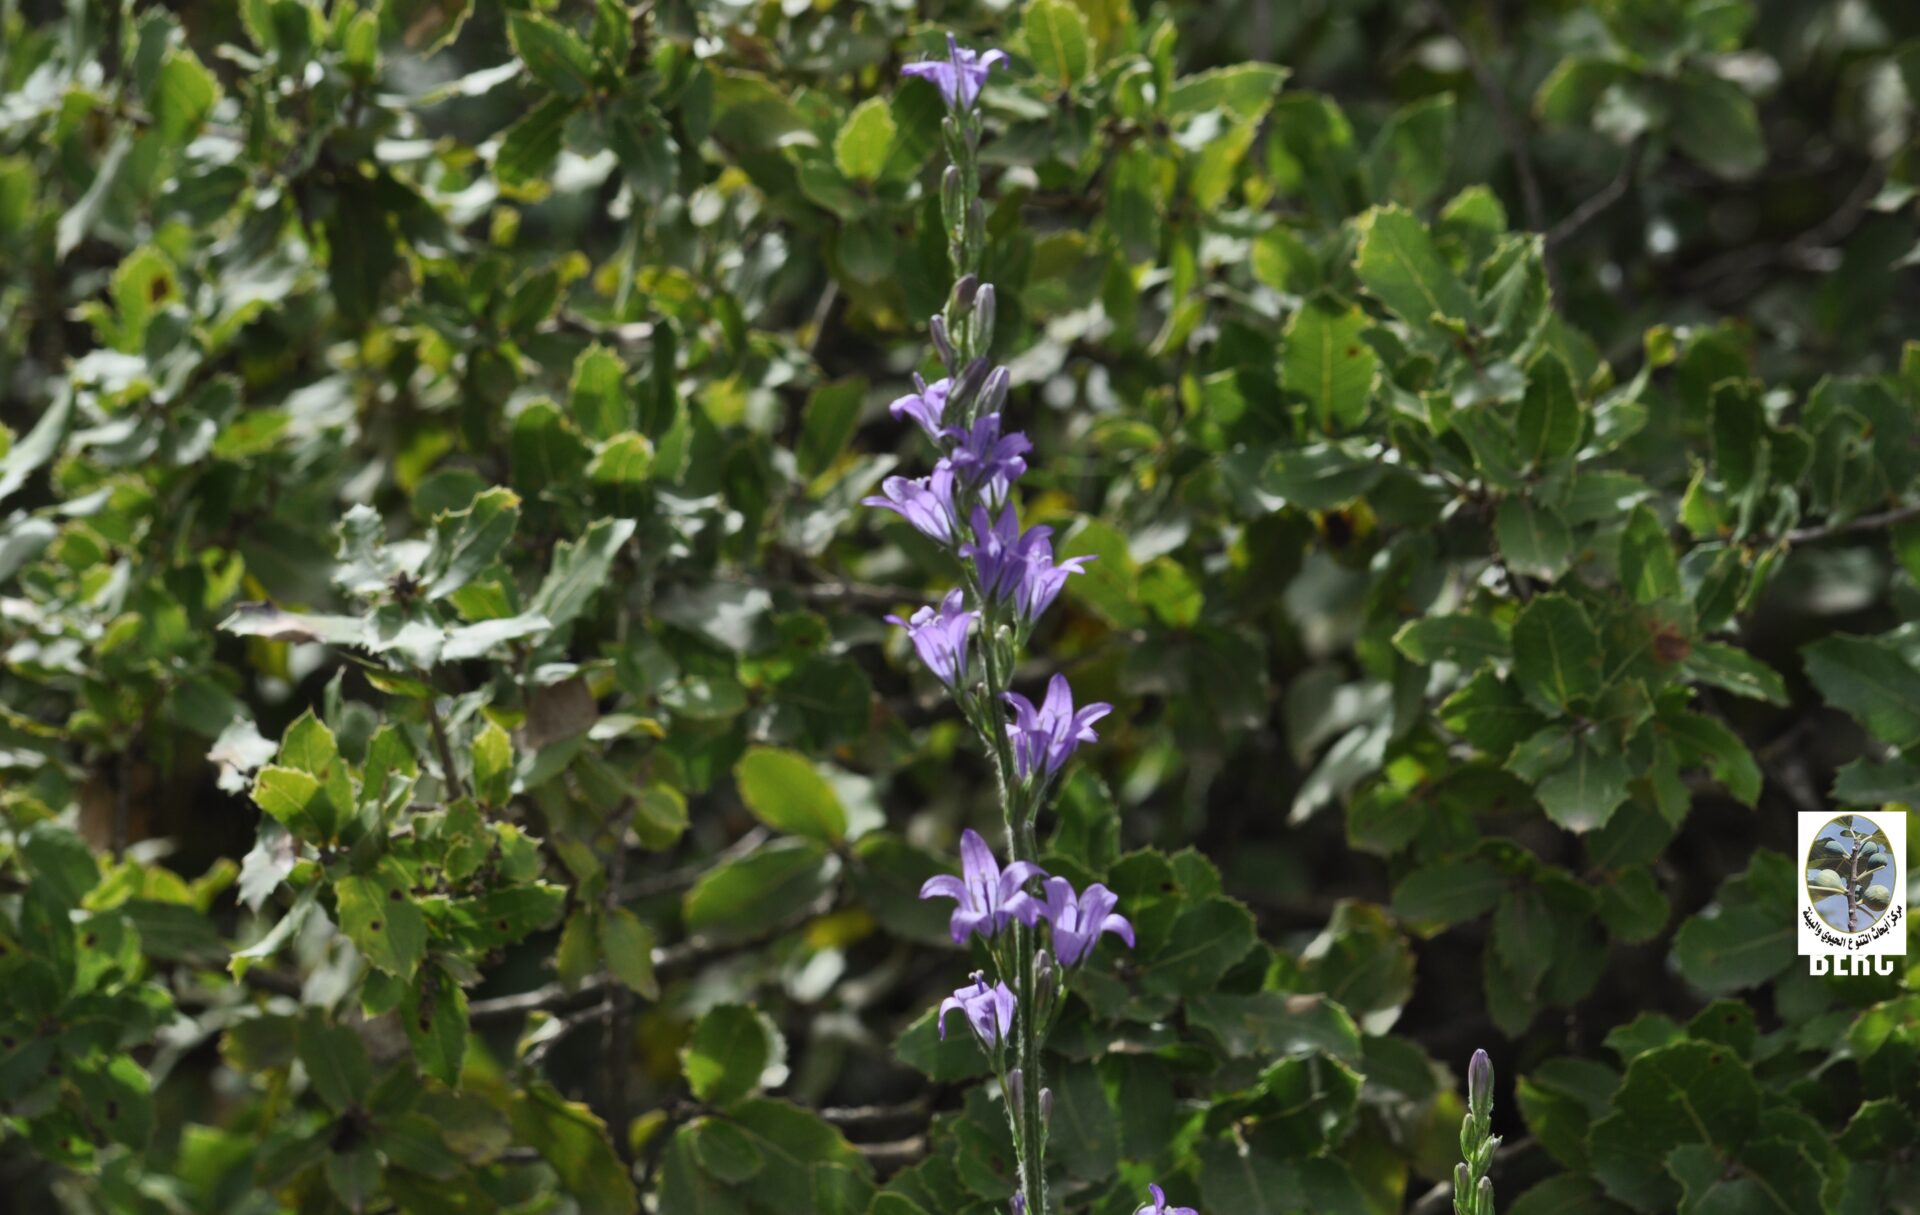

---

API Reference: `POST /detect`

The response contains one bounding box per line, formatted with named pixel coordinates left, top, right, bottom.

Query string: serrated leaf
left=1354, top=205, right=1475, bottom=338
left=1282, top=296, right=1378, bottom=432
left=1511, top=594, right=1604, bottom=713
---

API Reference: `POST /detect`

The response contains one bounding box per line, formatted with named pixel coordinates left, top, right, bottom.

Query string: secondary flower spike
left=1037, top=877, right=1135, bottom=966
left=901, top=33, right=1007, bottom=109
left=1004, top=673, right=1112, bottom=780
left=1134, top=1184, right=1198, bottom=1215
left=920, top=827, right=1047, bottom=944
left=887, top=589, right=977, bottom=687
left=938, top=972, right=1016, bottom=1047
left=863, top=463, right=959, bottom=544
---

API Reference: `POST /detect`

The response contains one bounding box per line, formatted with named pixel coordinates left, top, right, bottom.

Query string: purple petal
left=959, top=828, right=998, bottom=887
left=920, top=874, right=967, bottom=903
left=1101, top=912, right=1136, bottom=949
left=949, top=908, right=989, bottom=945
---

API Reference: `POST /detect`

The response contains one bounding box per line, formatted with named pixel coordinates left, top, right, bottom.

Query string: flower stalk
left=1455, top=1048, right=1501, bottom=1215
left=883, top=34, right=1130, bottom=1215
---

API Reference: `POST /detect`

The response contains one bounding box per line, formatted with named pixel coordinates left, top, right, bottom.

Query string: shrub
left=2, top=1, right=1918, bottom=1213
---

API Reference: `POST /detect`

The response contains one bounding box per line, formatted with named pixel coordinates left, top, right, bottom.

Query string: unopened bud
left=943, top=165, right=964, bottom=215
left=1034, top=948, right=1056, bottom=1004
left=1006, top=1067, right=1024, bottom=1109
left=929, top=314, right=956, bottom=368
left=974, top=283, right=996, bottom=349
left=1468, top=1048, right=1493, bottom=1121
left=1011, top=1194, right=1026, bottom=1215
left=1454, top=1163, right=1471, bottom=1199
left=1038, top=1087, right=1052, bottom=1125
left=1476, top=1176, right=1493, bottom=1214
left=979, top=365, right=1010, bottom=416
left=957, top=356, right=992, bottom=403
left=953, top=274, right=980, bottom=311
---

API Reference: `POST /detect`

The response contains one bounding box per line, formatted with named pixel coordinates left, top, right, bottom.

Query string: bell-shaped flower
left=919, top=827, right=1046, bottom=944
left=947, top=412, right=1030, bottom=507
left=889, top=375, right=953, bottom=441
left=1012, top=537, right=1092, bottom=627
left=1134, top=1184, right=1198, bottom=1215
left=1003, top=674, right=1111, bottom=780
left=937, top=971, right=1016, bottom=1047
left=900, top=34, right=1007, bottom=110
left=863, top=462, right=959, bottom=544
left=1037, top=876, right=1135, bottom=967
left=886, top=589, right=977, bottom=687
left=961, top=502, right=1053, bottom=602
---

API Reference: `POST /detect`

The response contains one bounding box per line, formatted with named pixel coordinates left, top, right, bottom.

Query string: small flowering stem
left=1456, top=1049, right=1501, bottom=1215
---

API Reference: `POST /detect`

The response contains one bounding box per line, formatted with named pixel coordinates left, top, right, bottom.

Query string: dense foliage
left=3, top=0, right=1920, bottom=1212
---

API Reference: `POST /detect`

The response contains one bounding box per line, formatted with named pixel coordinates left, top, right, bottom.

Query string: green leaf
left=1167, top=63, right=1289, bottom=118
left=334, top=868, right=427, bottom=981
left=1588, top=1042, right=1762, bottom=1211
left=1047, top=1061, right=1120, bottom=1180
left=251, top=766, right=329, bottom=838
left=689, top=1118, right=764, bottom=1183
left=732, top=747, right=848, bottom=843
left=297, top=1011, right=371, bottom=1112
left=279, top=710, right=339, bottom=777
left=1393, top=613, right=1510, bottom=668
left=496, top=96, right=577, bottom=188
left=683, top=1005, right=772, bottom=1107
left=1140, top=896, right=1258, bottom=994
left=1025, top=0, right=1092, bottom=89
left=1392, top=857, right=1507, bottom=927
left=1517, top=355, right=1583, bottom=462
left=1496, top=499, right=1574, bottom=582
left=1659, top=708, right=1761, bottom=806
left=1681, top=641, right=1787, bottom=705
left=1670, top=901, right=1792, bottom=996
left=402, top=968, right=469, bottom=1087
left=423, top=487, right=521, bottom=601
left=1281, top=296, right=1378, bottom=432
left=532, top=517, right=637, bottom=630
left=1668, top=72, right=1765, bottom=181
left=601, top=906, right=659, bottom=999
left=1354, top=205, right=1476, bottom=338
left=683, top=840, right=838, bottom=943
left=1618, top=505, right=1681, bottom=604
left=1511, top=594, right=1604, bottom=713
left=1368, top=93, right=1454, bottom=208
left=569, top=344, right=632, bottom=440
left=1186, top=992, right=1363, bottom=1065
left=1535, top=736, right=1631, bottom=834
left=1802, top=635, right=1920, bottom=747
left=1439, top=671, right=1545, bottom=756
left=507, top=12, right=597, bottom=98
left=1258, top=444, right=1384, bottom=509
left=795, top=378, right=867, bottom=479
left=326, top=181, right=399, bottom=325
left=509, top=1084, right=639, bottom=1215
left=833, top=99, right=895, bottom=182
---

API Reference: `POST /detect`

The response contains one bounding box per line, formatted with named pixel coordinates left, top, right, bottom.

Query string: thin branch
left=424, top=694, right=466, bottom=801
left=1782, top=501, right=1920, bottom=547
left=469, top=883, right=842, bottom=1024
left=1546, top=140, right=1642, bottom=250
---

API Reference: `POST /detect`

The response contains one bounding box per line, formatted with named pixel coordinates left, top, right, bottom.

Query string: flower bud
left=979, top=365, right=1010, bottom=416
left=1006, top=1067, right=1024, bottom=1109
left=957, top=356, right=992, bottom=403
left=1468, top=1048, right=1493, bottom=1121
left=1034, top=948, right=1056, bottom=1005
left=1476, top=1176, right=1493, bottom=1215
left=1011, top=1194, right=1026, bottom=1215
left=953, top=274, right=979, bottom=311
left=1038, top=1087, right=1052, bottom=1126
left=973, top=283, right=996, bottom=349
left=929, top=315, right=956, bottom=369
left=1454, top=1163, right=1471, bottom=1200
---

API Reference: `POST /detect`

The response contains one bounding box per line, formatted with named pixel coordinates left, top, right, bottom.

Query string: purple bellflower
left=920, top=827, right=1047, bottom=944
left=1012, top=536, right=1093, bottom=627
left=887, top=589, right=977, bottom=687
left=1134, top=1184, right=1197, bottom=1215
left=938, top=971, right=1016, bottom=1046
left=962, top=503, right=1053, bottom=601
left=901, top=34, right=1007, bottom=110
left=863, top=462, right=959, bottom=544
left=889, top=375, right=953, bottom=442
left=1003, top=674, right=1112, bottom=781
left=947, top=412, right=1030, bottom=507
left=1038, top=877, right=1135, bottom=967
